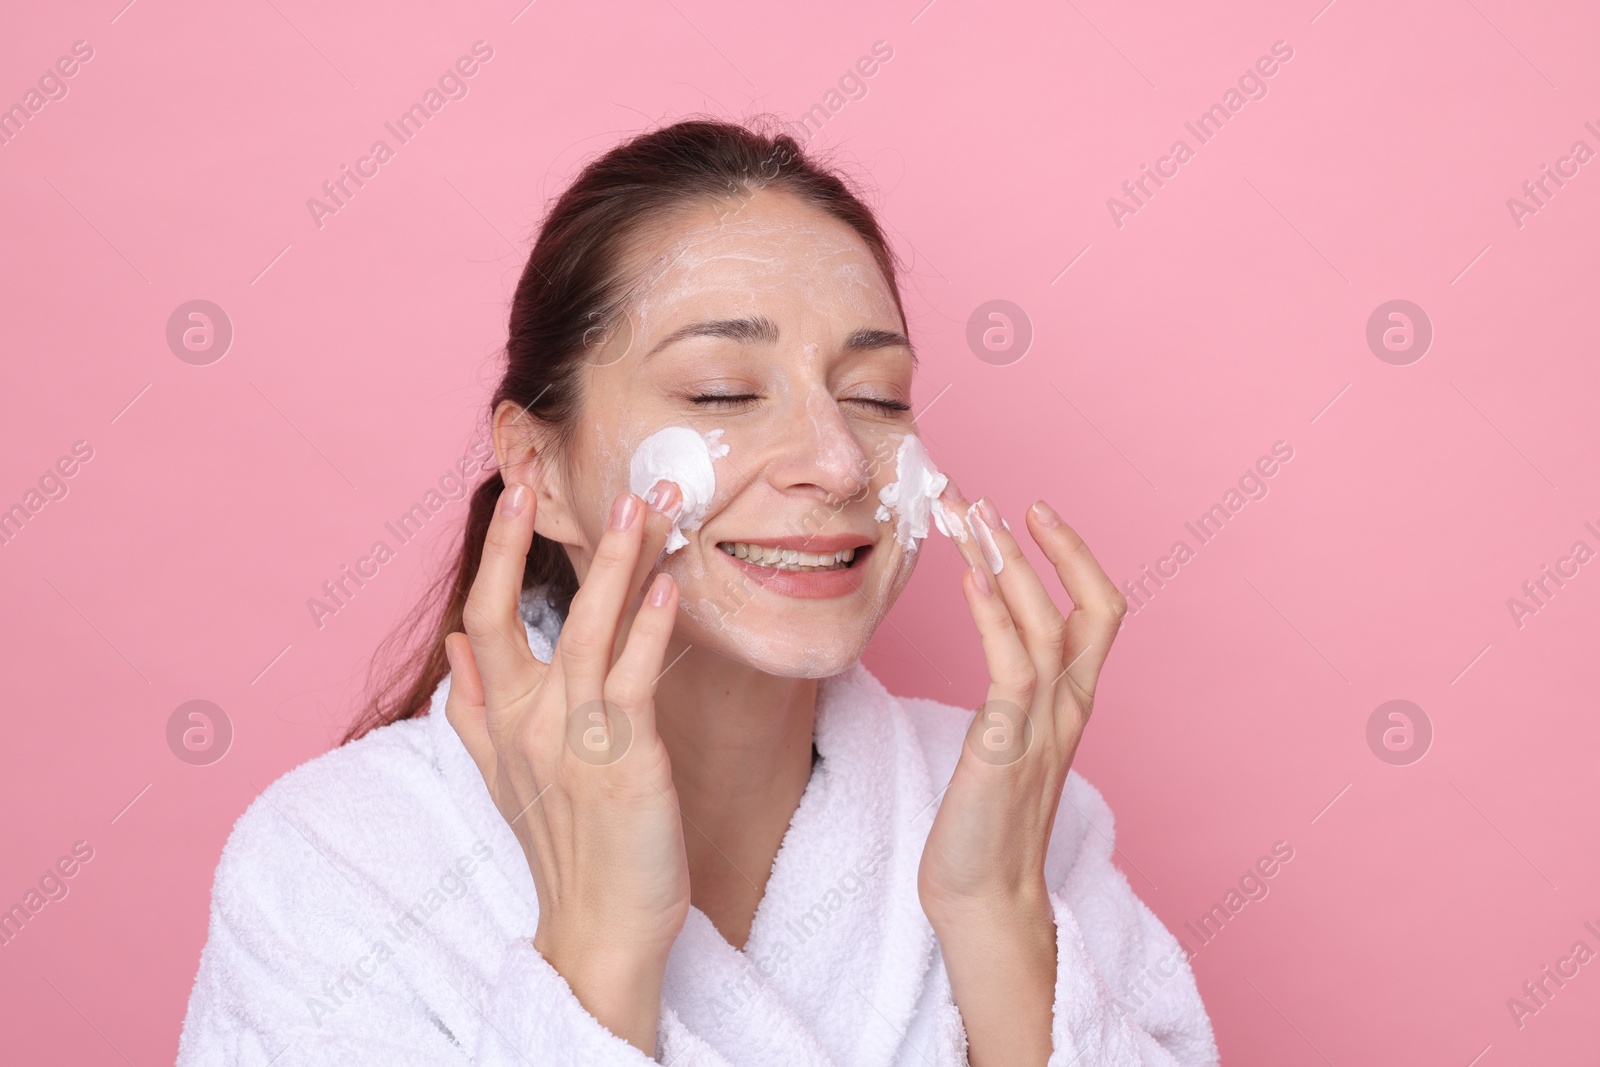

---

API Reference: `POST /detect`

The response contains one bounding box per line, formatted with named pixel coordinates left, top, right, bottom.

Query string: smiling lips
left=712, top=535, right=874, bottom=597
left=718, top=542, right=858, bottom=571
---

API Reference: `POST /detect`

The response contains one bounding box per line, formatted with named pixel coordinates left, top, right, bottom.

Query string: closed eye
left=688, top=394, right=910, bottom=414
left=849, top=397, right=911, bottom=414
left=689, top=393, right=760, bottom=409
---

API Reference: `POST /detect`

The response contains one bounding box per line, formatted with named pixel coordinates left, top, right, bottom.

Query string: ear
left=491, top=399, right=581, bottom=549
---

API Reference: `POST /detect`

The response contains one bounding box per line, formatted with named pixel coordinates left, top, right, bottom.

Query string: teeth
left=717, top=542, right=858, bottom=570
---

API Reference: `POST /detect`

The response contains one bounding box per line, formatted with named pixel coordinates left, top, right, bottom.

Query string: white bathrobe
left=177, top=593, right=1218, bottom=1066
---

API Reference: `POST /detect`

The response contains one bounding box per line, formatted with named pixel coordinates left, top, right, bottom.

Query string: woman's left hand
left=917, top=485, right=1128, bottom=921
left=917, top=486, right=1128, bottom=1065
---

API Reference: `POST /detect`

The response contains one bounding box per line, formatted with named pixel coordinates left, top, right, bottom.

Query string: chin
left=676, top=599, right=872, bottom=677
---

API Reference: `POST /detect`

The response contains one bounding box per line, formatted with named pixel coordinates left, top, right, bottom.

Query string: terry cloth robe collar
left=424, top=586, right=951, bottom=1067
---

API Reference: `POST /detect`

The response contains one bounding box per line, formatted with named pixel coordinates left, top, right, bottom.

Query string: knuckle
left=1006, top=661, right=1038, bottom=695
left=460, top=598, right=498, bottom=641
left=604, top=678, right=647, bottom=711
left=1105, top=593, right=1130, bottom=626
left=482, top=521, right=522, bottom=557
left=1039, top=614, right=1069, bottom=652
left=560, top=627, right=602, bottom=661
left=594, top=532, right=637, bottom=569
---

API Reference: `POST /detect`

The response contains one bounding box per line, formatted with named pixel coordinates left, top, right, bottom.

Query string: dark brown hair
left=343, top=116, right=908, bottom=743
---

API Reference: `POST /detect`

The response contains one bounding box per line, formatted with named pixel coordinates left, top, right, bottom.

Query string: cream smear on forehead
left=875, top=434, right=960, bottom=551
left=622, top=214, right=901, bottom=352
left=628, top=426, right=729, bottom=552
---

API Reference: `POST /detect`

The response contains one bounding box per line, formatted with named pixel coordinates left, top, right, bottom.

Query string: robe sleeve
left=175, top=793, right=703, bottom=1066
left=1040, top=774, right=1220, bottom=1067
left=475, top=941, right=736, bottom=1065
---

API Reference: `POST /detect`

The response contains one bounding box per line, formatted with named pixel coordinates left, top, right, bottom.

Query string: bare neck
left=651, top=639, right=820, bottom=949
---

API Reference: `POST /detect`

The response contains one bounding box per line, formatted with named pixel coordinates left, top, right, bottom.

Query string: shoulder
left=221, top=714, right=440, bottom=858
left=206, top=712, right=482, bottom=936
left=179, top=708, right=523, bottom=1058
left=897, top=693, right=1115, bottom=888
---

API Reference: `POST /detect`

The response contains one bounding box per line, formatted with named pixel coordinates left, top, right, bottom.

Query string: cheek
left=656, top=531, right=717, bottom=594
left=868, top=427, right=905, bottom=468
left=860, top=433, right=904, bottom=500
left=874, top=535, right=920, bottom=604
left=560, top=422, right=636, bottom=549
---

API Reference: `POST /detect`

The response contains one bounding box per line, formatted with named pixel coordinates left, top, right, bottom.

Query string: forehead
left=620, top=188, right=902, bottom=338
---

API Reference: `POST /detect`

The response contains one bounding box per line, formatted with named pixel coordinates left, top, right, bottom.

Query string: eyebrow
left=644, top=315, right=917, bottom=363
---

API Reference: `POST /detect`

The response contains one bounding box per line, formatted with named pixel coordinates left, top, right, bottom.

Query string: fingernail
left=977, top=496, right=1001, bottom=528
left=648, top=572, right=673, bottom=607
left=500, top=482, right=527, bottom=518
left=1032, top=499, right=1062, bottom=527
left=966, top=503, right=1005, bottom=574
left=942, top=478, right=963, bottom=503
left=646, top=480, right=683, bottom=521
left=970, top=564, right=993, bottom=596
left=609, top=492, right=640, bottom=531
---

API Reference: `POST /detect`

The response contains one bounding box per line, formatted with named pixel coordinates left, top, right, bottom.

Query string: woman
left=177, top=119, right=1218, bottom=1066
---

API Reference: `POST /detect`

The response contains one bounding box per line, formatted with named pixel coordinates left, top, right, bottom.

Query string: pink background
left=3, top=0, right=1597, bottom=1062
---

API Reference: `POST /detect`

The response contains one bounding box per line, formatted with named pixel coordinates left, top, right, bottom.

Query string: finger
left=443, top=632, right=495, bottom=782
left=461, top=476, right=544, bottom=710
left=943, top=483, right=1066, bottom=667
left=605, top=572, right=680, bottom=738
left=958, top=557, right=1037, bottom=715
left=964, top=495, right=1071, bottom=669
left=625, top=481, right=683, bottom=604
left=942, top=481, right=1038, bottom=684
left=559, top=491, right=646, bottom=703
left=936, top=481, right=984, bottom=574
left=1025, top=500, right=1127, bottom=692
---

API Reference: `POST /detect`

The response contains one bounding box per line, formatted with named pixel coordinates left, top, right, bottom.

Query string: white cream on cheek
left=874, top=433, right=961, bottom=552
left=626, top=426, right=729, bottom=552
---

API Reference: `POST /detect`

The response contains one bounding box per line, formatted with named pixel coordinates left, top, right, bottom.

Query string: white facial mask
left=628, top=426, right=729, bottom=552
left=875, top=433, right=959, bottom=551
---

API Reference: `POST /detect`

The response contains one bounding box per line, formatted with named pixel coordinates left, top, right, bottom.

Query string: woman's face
left=547, top=187, right=925, bottom=677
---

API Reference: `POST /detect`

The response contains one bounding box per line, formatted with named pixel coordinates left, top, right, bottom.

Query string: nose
left=764, top=387, right=871, bottom=506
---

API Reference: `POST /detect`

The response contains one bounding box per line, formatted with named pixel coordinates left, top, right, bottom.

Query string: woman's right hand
left=442, top=474, right=689, bottom=1053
